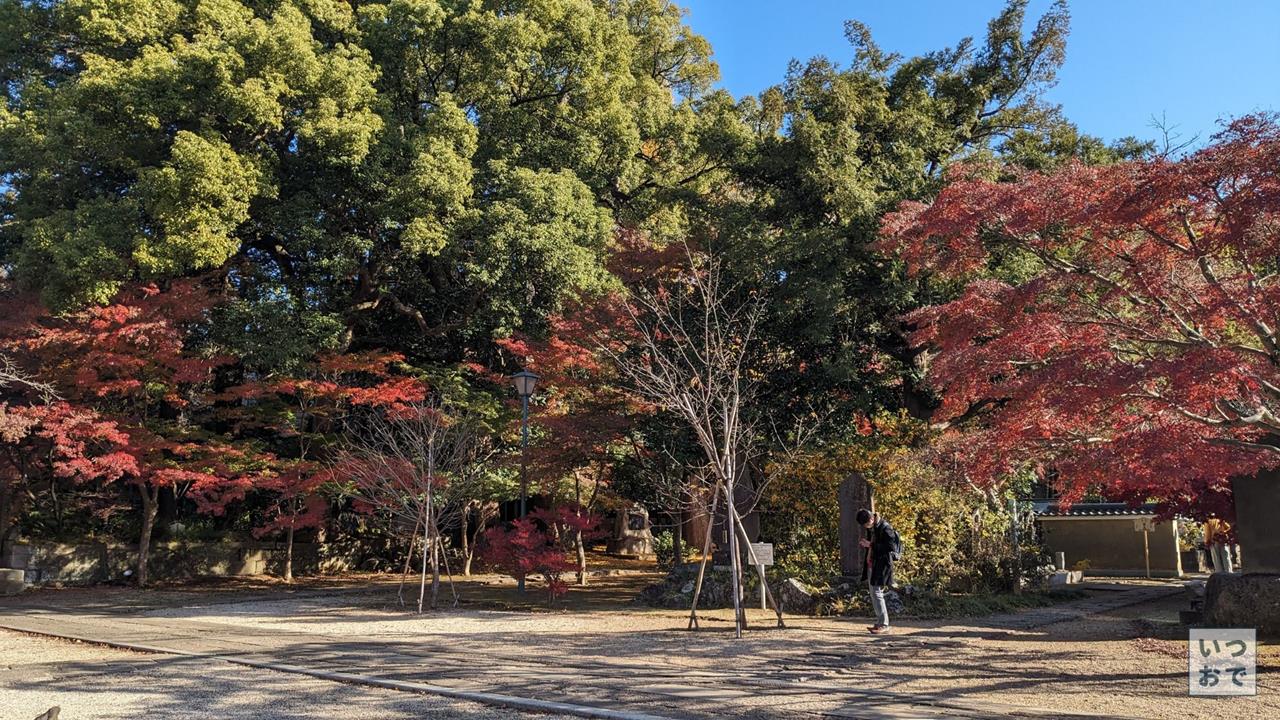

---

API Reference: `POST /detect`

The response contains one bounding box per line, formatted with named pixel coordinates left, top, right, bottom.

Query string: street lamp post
left=511, top=369, right=539, bottom=594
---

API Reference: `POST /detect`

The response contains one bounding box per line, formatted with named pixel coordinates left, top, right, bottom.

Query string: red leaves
left=31, top=403, right=136, bottom=482
left=479, top=511, right=597, bottom=604
left=347, top=376, right=428, bottom=412
left=881, top=113, right=1280, bottom=518
left=225, top=352, right=427, bottom=418
left=215, top=352, right=428, bottom=536
left=478, top=505, right=602, bottom=602
left=0, top=278, right=437, bottom=545
left=3, top=279, right=224, bottom=409
left=496, top=300, right=640, bottom=485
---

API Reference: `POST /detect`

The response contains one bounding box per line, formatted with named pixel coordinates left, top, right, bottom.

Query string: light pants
left=870, top=584, right=890, bottom=627
left=1210, top=543, right=1234, bottom=573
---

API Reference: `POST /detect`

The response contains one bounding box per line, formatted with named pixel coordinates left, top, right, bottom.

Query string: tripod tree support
left=687, top=480, right=723, bottom=630
left=732, top=506, right=785, bottom=628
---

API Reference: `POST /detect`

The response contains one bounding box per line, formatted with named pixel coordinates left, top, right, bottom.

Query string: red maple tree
left=878, top=114, right=1280, bottom=520
left=493, top=235, right=667, bottom=584
left=479, top=505, right=601, bottom=604
left=1, top=280, right=242, bottom=583
left=215, top=351, right=427, bottom=581
left=0, top=401, right=136, bottom=553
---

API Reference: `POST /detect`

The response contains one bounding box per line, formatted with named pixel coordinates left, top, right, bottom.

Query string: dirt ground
left=0, top=629, right=575, bottom=720
left=2, top=570, right=1276, bottom=719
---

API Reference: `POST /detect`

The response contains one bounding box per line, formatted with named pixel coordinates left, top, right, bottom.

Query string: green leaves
left=2, top=0, right=381, bottom=307
left=391, top=97, right=477, bottom=258
left=693, top=0, right=1081, bottom=432
left=135, top=131, right=267, bottom=274
left=64, top=0, right=183, bottom=47
left=470, top=164, right=615, bottom=333
left=3, top=0, right=723, bottom=364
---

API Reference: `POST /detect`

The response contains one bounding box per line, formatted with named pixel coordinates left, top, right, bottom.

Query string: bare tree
left=0, top=353, right=56, bottom=401
left=603, top=247, right=780, bottom=638
left=0, top=354, right=55, bottom=556
left=448, top=430, right=502, bottom=577
left=337, top=396, right=490, bottom=612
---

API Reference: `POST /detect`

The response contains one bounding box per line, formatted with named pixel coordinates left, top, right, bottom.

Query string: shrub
left=478, top=505, right=602, bottom=604
left=479, top=518, right=575, bottom=603
left=762, top=411, right=1048, bottom=593
left=652, top=529, right=694, bottom=568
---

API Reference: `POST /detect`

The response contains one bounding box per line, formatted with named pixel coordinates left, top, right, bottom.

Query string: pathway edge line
left=0, top=621, right=676, bottom=720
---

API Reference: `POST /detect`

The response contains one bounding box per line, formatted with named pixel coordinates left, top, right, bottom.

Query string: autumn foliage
left=879, top=115, right=1280, bottom=519
left=479, top=505, right=602, bottom=603
left=0, top=281, right=245, bottom=582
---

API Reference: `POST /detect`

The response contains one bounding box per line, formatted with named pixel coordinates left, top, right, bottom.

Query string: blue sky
left=680, top=0, right=1280, bottom=145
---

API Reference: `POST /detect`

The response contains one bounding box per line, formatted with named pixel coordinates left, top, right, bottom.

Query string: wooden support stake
left=1143, top=528, right=1151, bottom=579
left=398, top=510, right=424, bottom=608
left=687, top=480, right=723, bottom=631
left=435, top=531, right=461, bottom=608
left=731, top=506, right=786, bottom=628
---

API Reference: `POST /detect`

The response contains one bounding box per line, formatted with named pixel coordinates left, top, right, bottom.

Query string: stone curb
left=0, top=622, right=675, bottom=720
left=744, top=677, right=1153, bottom=720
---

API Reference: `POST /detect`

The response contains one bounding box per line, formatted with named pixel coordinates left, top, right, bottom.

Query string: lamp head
left=511, top=369, right=540, bottom=398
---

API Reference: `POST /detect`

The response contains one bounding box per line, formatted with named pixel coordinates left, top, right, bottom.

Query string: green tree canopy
left=1, top=0, right=726, bottom=372
left=691, top=0, right=1142, bottom=432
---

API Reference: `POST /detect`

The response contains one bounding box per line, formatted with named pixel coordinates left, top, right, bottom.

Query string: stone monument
left=1198, top=469, right=1280, bottom=637
left=1232, top=471, right=1280, bottom=574
left=607, top=505, right=655, bottom=557
left=838, top=473, right=874, bottom=578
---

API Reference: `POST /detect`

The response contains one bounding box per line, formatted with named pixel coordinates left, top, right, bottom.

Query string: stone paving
left=0, top=580, right=1244, bottom=720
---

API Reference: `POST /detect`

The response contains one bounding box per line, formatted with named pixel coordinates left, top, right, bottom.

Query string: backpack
left=884, top=524, right=903, bottom=562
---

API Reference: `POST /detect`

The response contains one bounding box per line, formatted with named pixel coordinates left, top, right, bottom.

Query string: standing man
left=1204, top=517, right=1233, bottom=574
left=857, top=508, right=901, bottom=634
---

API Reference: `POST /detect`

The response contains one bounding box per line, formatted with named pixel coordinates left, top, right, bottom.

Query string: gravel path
left=0, top=630, right=573, bottom=720
left=3, top=583, right=1276, bottom=719
left=129, top=590, right=1280, bottom=719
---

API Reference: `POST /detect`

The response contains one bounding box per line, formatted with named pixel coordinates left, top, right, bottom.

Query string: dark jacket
left=868, top=519, right=900, bottom=587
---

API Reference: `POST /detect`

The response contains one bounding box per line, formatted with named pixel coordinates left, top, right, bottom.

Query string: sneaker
left=869, top=625, right=891, bottom=634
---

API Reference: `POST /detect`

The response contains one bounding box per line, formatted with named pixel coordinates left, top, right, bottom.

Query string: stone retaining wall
left=1, top=540, right=358, bottom=585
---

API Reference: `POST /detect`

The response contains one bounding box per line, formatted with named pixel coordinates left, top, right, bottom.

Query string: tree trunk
left=137, top=485, right=160, bottom=587
left=575, top=474, right=587, bottom=586
left=1, top=461, right=36, bottom=559
left=429, top=516, right=441, bottom=610
left=459, top=501, right=471, bottom=577
left=465, top=501, right=495, bottom=577
left=284, top=522, right=295, bottom=583
left=724, top=479, right=744, bottom=638
left=417, top=510, right=429, bottom=613
left=575, top=529, right=587, bottom=586
left=0, top=478, right=19, bottom=560
left=670, top=510, right=683, bottom=568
